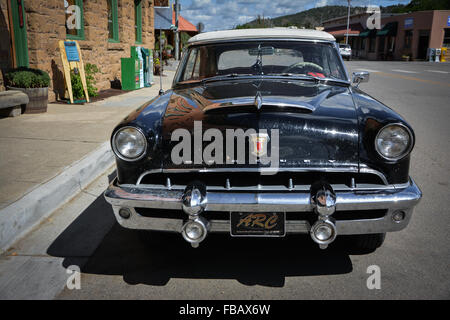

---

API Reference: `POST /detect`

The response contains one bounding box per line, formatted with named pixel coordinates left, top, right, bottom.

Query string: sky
left=176, top=0, right=412, bottom=31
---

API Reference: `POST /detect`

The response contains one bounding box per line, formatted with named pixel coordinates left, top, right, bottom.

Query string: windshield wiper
left=202, top=73, right=255, bottom=84
left=266, top=73, right=350, bottom=86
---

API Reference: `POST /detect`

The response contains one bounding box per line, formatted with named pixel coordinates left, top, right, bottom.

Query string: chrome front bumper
left=104, top=178, right=422, bottom=236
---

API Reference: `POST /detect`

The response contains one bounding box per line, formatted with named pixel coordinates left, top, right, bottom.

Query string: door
left=10, top=0, right=29, bottom=67
left=417, top=30, right=430, bottom=60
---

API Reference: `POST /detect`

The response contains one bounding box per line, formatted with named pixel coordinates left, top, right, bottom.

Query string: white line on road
left=355, top=68, right=380, bottom=73
left=425, top=70, right=449, bottom=74
left=391, top=69, right=419, bottom=74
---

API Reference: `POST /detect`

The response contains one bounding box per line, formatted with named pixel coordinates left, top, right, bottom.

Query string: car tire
left=351, top=233, right=386, bottom=251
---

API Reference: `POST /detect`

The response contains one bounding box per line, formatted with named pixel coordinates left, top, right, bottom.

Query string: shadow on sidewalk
left=47, top=173, right=366, bottom=287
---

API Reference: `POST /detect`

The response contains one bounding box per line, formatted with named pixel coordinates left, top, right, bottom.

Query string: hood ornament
left=254, top=91, right=263, bottom=110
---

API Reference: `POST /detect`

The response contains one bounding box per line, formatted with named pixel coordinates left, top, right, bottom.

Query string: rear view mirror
left=248, top=46, right=275, bottom=56
left=352, top=71, right=370, bottom=87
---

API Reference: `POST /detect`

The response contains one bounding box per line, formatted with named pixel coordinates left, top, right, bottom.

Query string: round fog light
left=392, top=210, right=406, bottom=223
left=315, top=225, right=333, bottom=241
left=119, top=208, right=131, bottom=219
left=185, top=222, right=204, bottom=241
left=181, top=217, right=209, bottom=245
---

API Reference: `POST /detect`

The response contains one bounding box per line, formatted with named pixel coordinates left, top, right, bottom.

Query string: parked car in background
left=104, top=28, right=421, bottom=252
left=339, top=43, right=352, bottom=60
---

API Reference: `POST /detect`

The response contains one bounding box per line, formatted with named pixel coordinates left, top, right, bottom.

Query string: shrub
left=5, top=67, right=50, bottom=88
left=70, top=63, right=100, bottom=100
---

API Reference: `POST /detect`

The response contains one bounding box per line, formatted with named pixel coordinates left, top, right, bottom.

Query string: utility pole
left=345, top=0, right=351, bottom=45
left=174, top=0, right=180, bottom=61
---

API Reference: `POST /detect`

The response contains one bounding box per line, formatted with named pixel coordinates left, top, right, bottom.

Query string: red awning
left=325, top=23, right=364, bottom=37
left=172, top=12, right=197, bottom=32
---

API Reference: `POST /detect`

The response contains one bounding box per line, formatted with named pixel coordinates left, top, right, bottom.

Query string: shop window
left=135, top=0, right=142, bottom=44
left=444, top=28, right=450, bottom=48
left=108, top=0, right=119, bottom=42
left=65, top=0, right=84, bottom=40
left=404, top=30, right=413, bottom=49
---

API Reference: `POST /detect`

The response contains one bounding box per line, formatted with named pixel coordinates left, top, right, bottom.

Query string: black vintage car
left=105, top=28, right=422, bottom=251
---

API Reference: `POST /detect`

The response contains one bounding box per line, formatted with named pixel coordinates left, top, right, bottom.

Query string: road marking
left=425, top=70, right=449, bottom=74
left=375, top=71, right=450, bottom=87
left=391, top=69, right=419, bottom=74
left=355, top=68, right=380, bottom=73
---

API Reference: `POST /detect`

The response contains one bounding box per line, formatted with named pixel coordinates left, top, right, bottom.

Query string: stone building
left=0, top=0, right=156, bottom=101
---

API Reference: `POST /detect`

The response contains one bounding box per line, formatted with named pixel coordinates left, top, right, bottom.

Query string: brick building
left=323, top=10, right=450, bottom=61
left=0, top=0, right=156, bottom=101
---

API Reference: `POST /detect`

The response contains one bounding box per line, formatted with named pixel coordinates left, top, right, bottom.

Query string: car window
left=177, top=41, right=347, bottom=82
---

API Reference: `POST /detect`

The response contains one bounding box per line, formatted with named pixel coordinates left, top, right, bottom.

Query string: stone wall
left=18, top=0, right=155, bottom=101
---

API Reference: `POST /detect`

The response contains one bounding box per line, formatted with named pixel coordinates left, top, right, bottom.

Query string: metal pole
left=346, top=0, right=350, bottom=45
left=159, top=28, right=164, bottom=95
left=175, top=0, right=180, bottom=61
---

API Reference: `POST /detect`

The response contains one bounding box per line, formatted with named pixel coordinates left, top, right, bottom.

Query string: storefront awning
left=359, top=28, right=377, bottom=38
left=376, top=22, right=398, bottom=37
left=154, top=7, right=173, bottom=30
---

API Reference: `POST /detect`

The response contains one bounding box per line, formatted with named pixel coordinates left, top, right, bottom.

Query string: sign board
left=404, top=18, right=413, bottom=29
left=64, top=41, right=80, bottom=62
left=59, top=40, right=89, bottom=104
left=447, top=16, right=450, bottom=27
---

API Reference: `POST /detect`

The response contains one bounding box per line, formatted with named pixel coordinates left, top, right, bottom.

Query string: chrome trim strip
left=105, top=178, right=422, bottom=213
left=136, top=166, right=362, bottom=185
left=110, top=207, right=414, bottom=235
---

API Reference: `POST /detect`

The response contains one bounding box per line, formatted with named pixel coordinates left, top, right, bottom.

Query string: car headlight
left=375, top=124, right=413, bottom=161
left=112, top=126, right=147, bottom=161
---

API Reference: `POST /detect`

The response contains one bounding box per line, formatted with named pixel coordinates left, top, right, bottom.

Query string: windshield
left=339, top=44, right=350, bottom=49
left=177, top=41, right=347, bottom=83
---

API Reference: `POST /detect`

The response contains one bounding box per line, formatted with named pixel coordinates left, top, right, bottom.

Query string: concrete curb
left=0, top=141, right=115, bottom=253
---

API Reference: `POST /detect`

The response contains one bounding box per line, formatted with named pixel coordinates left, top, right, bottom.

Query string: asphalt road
left=1, top=61, right=449, bottom=300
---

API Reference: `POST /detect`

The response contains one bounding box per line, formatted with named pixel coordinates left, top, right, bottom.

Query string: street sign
left=447, top=16, right=450, bottom=27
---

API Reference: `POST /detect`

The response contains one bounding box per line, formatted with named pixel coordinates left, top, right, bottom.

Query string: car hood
left=161, top=79, right=359, bottom=170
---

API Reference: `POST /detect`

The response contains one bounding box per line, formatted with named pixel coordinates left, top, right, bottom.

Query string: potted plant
left=5, top=67, right=50, bottom=113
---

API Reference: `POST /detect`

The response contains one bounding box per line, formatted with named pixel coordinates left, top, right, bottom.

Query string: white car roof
left=188, top=28, right=336, bottom=44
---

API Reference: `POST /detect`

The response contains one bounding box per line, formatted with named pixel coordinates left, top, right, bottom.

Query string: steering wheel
left=282, top=62, right=324, bottom=74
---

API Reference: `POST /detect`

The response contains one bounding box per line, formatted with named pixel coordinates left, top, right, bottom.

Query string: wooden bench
left=0, top=90, right=29, bottom=117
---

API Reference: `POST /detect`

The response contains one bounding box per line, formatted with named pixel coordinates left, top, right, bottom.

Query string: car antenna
left=159, top=28, right=164, bottom=95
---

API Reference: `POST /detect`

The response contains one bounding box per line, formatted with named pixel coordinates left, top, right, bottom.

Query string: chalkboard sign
left=64, top=41, right=80, bottom=62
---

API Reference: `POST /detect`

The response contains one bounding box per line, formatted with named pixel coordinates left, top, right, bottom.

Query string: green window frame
left=108, top=0, right=119, bottom=42
left=65, top=0, right=85, bottom=40
left=135, top=0, right=142, bottom=44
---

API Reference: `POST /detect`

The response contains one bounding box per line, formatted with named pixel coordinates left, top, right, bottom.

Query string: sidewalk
left=0, top=70, right=175, bottom=250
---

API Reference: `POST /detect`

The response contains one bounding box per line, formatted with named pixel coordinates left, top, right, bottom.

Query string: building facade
left=0, top=0, right=155, bottom=101
left=323, top=10, right=450, bottom=61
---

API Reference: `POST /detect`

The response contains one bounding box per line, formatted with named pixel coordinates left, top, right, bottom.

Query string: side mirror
left=352, top=71, right=370, bottom=87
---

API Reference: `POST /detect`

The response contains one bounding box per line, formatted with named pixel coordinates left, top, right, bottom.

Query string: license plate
left=230, top=212, right=286, bottom=237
